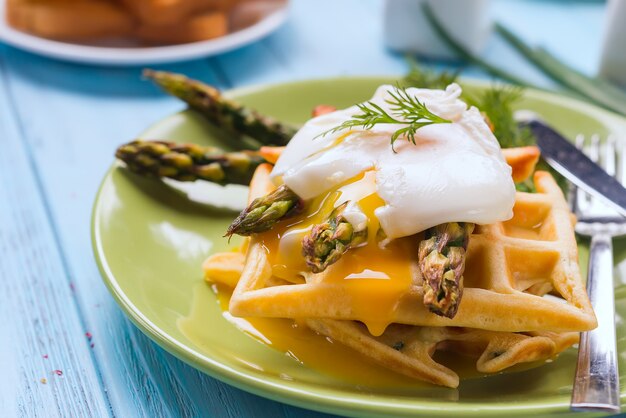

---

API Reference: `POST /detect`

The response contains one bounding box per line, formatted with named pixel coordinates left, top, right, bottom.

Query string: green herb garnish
left=402, top=63, right=533, bottom=150
left=402, top=57, right=460, bottom=90
left=319, top=85, right=451, bottom=151
left=464, top=85, right=534, bottom=149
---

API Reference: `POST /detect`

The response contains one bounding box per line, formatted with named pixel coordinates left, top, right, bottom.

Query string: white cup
left=384, top=0, right=492, bottom=60
left=599, top=0, right=626, bottom=87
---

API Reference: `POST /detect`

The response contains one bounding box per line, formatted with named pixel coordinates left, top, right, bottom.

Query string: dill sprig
left=463, top=85, right=534, bottom=149
left=402, top=57, right=460, bottom=90
left=319, top=85, right=451, bottom=151
left=401, top=62, right=533, bottom=149
left=400, top=58, right=533, bottom=149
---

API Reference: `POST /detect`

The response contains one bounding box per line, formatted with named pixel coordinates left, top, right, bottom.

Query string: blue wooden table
left=0, top=1, right=609, bottom=416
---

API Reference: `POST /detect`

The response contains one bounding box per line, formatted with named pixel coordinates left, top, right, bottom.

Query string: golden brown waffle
left=229, top=166, right=596, bottom=333
left=305, top=319, right=578, bottom=388
left=501, top=146, right=540, bottom=183
left=203, top=246, right=579, bottom=388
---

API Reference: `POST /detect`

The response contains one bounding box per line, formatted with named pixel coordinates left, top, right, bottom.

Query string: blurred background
left=1, top=0, right=624, bottom=417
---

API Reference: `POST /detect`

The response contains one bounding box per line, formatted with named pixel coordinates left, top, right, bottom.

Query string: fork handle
left=571, top=233, right=621, bottom=413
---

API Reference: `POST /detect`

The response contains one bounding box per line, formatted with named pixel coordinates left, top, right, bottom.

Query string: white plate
left=0, top=0, right=288, bottom=66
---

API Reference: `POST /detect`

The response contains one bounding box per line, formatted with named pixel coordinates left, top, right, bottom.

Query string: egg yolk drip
left=257, top=173, right=417, bottom=336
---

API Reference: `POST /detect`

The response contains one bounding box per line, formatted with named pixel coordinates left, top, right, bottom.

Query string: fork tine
left=575, top=134, right=591, bottom=213
left=588, top=135, right=602, bottom=209
left=618, top=137, right=626, bottom=183
left=604, top=135, right=616, bottom=176
left=568, top=179, right=578, bottom=213
left=568, top=134, right=584, bottom=214
left=589, top=134, right=601, bottom=163
left=578, top=134, right=625, bottom=218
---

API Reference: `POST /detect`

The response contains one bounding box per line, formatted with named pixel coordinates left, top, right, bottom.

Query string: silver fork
left=570, top=134, right=623, bottom=413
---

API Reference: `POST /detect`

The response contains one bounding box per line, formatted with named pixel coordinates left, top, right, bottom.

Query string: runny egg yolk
left=256, top=172, right=417, bottom=336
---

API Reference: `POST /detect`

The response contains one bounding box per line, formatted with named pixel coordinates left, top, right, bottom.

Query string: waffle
left=204, top=244, right=579, bottom=388
left=228, top=154, right=596, bottom=333
left=305, top=320, right=578, bottom=388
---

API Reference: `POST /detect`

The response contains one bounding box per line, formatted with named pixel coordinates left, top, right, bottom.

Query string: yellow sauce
left=179, top=282, right=430, bottom=388
left=256, top=173, right=416, bottom=336
left=220, top=284, right=432, bottom=387
left=177, top=282, right=542, bottom=392
left=178, top=282, right=549, bottom=391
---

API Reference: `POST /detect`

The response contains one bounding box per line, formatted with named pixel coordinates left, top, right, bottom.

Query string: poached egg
left=271, top=83, right=516, bottom=239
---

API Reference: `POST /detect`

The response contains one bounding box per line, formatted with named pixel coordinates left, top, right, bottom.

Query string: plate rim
left=0, top=0, right=289, bottom=65
left=91, top=76, right=626, bottom=417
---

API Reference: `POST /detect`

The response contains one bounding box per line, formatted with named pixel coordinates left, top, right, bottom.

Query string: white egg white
left=270, top=84, right=516, bottom=239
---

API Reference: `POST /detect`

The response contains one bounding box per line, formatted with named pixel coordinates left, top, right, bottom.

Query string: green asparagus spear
left=418, top=222, right=475, bottom=318
left=225, top=185, right=304, bottom=237
left=302, top=202, right=368, bottom=273
left=115, top=140, right=264, bottom=185
left=144, top=70, right=298, bottom=146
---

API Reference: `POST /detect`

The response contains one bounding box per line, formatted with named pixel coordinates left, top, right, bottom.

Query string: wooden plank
left=0, top=46, right=293, bottom=417
left=0, top=50, right=111, bottom=418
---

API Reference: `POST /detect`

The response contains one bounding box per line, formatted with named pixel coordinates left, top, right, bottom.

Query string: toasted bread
left=135, top=10, right=227, bottom=44
left=6, top=0, right=134, bottom=40
left=119, top=0, right=232, bottom=26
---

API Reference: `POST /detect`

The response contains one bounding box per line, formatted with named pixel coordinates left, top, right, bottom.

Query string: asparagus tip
left=302, top=201, right=367, bottom=273
left=224, top=185, right=303, bottom=238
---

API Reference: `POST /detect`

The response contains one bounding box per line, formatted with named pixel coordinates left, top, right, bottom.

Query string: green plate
left=92, top=78, right=626, bottom=417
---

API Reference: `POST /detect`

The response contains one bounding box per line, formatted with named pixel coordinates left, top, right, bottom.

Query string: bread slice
left=6, top=0, right=135, bottom=41
left=119, top=0, right=209, bottom=26
left=135, top=10, right=227, bottom=44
